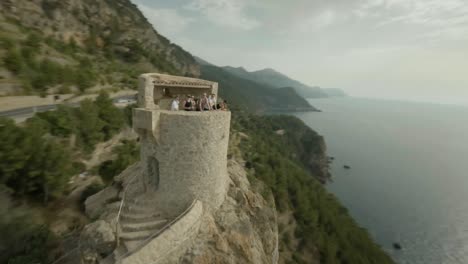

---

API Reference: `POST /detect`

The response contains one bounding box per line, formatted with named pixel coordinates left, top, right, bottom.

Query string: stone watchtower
left=133, top=73, right=231, bottom=213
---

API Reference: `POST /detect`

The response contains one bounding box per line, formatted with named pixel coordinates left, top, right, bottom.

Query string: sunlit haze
left=132, top=0, right=468, bottom=105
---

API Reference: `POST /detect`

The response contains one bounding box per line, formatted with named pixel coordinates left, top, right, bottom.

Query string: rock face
left=172, top=160, right=279, bottom=264
left=81, top=158, right=278, bottom=264
left=80, top=220, right=116, bottom=264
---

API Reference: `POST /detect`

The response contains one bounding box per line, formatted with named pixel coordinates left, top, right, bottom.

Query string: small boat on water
left=393, top=242, right=402, bottom=250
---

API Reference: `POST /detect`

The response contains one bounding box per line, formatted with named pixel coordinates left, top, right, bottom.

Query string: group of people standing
left=171, top=93, right=228, bottom=111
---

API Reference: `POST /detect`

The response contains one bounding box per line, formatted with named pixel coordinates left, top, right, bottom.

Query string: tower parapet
left=133, top=73, right=230, bottom=213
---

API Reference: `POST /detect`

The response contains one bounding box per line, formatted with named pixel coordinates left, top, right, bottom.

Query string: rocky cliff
left=165, top=160, right=278, bottom=264
left=80, top=159, right=278, bottom=264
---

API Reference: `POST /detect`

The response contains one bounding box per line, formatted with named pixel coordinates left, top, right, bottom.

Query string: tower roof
left=149, top=73, right=215, bottom=89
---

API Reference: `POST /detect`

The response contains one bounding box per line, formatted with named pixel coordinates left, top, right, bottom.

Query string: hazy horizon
left=131, top=0, right=468, bottom=105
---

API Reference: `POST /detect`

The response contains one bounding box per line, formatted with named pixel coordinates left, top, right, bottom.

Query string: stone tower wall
left=140, top=110, right=231, bottom=213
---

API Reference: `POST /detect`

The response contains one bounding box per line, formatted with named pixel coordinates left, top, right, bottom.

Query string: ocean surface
left=295, top=98, right=468, bottom=264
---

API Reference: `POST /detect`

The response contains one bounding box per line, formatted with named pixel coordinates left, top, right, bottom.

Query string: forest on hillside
left=0, top=92, right=139, bottom=263
left=231, top=113, right=394, bottom=264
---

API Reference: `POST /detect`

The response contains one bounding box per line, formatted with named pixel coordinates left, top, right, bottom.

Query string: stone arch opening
left=147, top=156, right=160, bottom=190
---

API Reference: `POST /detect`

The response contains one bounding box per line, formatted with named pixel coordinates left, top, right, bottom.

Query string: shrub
left=95, top=91, right=125, bottom=139
left=1, top=224, right=55, bottom=264
left=3, top=48, right=24, bottom=74
left=98, top=140, right=139, bottom=183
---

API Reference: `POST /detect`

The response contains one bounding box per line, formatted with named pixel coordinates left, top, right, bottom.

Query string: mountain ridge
left=222, top=65, right=329, bottom=98
left=200, top=65, right=318, bottom=112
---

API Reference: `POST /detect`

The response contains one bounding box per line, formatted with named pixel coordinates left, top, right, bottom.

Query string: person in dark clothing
left=184, top=95, right=194, bottom=111
left=217, top=100, right=229, bottom=111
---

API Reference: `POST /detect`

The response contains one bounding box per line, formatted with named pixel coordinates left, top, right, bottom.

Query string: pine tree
left=76, top=99, right=105, bottom=152
left=95, top=91, right=125, bottom=139
left=0, top=118, right=28, bottom=185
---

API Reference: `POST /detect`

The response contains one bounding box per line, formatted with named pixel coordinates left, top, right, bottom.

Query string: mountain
left=0, top=0, right=199, bottom=96
left=201, top=65, right=318, bottom=112
left=223, top=66, right=329, bottom=98
left=194, top=56, right=216, bottom=66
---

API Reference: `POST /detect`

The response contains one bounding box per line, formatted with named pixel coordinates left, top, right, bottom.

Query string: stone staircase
left=101, top=193, right=169, bottom=264
left=119, top=194, right=168, bottom=252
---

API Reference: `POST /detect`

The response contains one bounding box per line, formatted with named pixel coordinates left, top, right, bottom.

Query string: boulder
left=80, top=220, right=116, bottom=262
left=85, top=186, right=119, bottom=219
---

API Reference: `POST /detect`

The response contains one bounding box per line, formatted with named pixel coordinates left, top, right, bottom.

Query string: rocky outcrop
left=81, top=158, right=278, bottom=264
left=172, top=160, right=279, bottom=264
left=81, top=220, right=116, bottom=264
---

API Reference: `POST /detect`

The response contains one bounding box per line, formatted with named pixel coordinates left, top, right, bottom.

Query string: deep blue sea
left=295, top=98, right=468, bottom=264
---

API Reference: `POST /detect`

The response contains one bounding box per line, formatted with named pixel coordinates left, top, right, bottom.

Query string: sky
left=131, top=0, right=468, bottom=105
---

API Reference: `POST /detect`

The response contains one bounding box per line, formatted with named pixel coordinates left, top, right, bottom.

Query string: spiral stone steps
left=121, top=219, right=168, bottom=232
left=120, top=212, right=162, bottom=223
left=116, top=194, right=170, bottom=253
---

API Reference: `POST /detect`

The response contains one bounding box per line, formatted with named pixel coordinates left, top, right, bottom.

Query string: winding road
left=0, top=95, right=136, bottom=122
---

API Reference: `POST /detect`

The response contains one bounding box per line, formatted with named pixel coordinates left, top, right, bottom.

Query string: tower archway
left=147, top=156, right=160, bottom=190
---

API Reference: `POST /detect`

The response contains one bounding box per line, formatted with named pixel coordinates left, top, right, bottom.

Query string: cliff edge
left=164, top=159, right=278, bottom=264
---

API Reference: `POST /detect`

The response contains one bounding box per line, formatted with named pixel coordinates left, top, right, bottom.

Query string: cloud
left=357, top=0, right=468, bottom=27
left=185, top=0, right=260, bottom=30
left=136, top=4, right=193, bottom=37
left=352, top=0, right=468, bottom=43
left=299, top=10, right=337, bottom=32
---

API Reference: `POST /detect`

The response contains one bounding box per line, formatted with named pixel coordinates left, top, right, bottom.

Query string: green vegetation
left=0, top=187, right=58, bottom=264
left=0, top=118, right=73, bottom=203
left=2, top=33, right=98, bottom=95
left=95, top=92, right=126, bottom=139
left=0, top=91, right=127, bottom=203
left=0, top=93, right=139, bottom=262
left=232, top=113, right=394, bottom=264
left=0, top=219, right=56, bottom=264
left=98, top=140, right=140, bottom=183
left=1, top=28, right=184, bottom=96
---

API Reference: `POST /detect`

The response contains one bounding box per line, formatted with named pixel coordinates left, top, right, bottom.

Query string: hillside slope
left=0, top=0, right=199, bottom=96
left=232, top=113, right=394, bottom=264
left=201, top=65, right=318, bottom=113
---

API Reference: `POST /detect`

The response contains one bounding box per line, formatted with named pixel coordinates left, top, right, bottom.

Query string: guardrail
left=115, top=172, right=139, bottom=247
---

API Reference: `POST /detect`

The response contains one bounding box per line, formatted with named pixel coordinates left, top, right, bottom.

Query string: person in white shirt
left=171, top=96, right=180, bottom=111
left=199, top=93, right=210, bottom=111
left=209, top=94, right=218, bottom=110
left=208, top=94, right=214, bottom=110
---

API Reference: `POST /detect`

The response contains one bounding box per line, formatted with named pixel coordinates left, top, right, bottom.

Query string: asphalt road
left=0, top=94, right=136, bottom=121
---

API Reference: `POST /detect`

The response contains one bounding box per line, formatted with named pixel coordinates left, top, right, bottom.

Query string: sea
left=294, top=97, right=468, bottom=264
